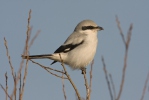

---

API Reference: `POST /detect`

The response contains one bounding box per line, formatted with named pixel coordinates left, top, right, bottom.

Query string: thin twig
left=140, top=71, right=149, bottom=100
left=4, top=38, right=15, bottom=80
left=14, top=73, right=17, bottom=100
left=30, top=59, right=67, bottom=79
left=10, top=17, right=32, bottom=100
left=0, top=84, right=12, bottom=100
left=28, top=26, right=33, bottom=42
left=116, top=16, right=133, bottom=100
left=44, top=67, right=65, bottom=74
left=102, top=56, right=113, bottom=100
left=21, top=9, right=31, bottom=99
left=5, top=72, right=8, bottom=100
left=126, top=24, right=133, bottom=50
left=10, top=10, right=39, bottom=99
left=109, top=74, right=116, bottom=100
left=16, top=27, right=33, bottom=88
left=62, top=72, right=67, bottom=100
left=59, top=54, right=81, bottom=100
left=116, top=15, right=126, bottom=46
left=89, top=60, right=94, bottom=100
left=4, top=38, right=17, bottom=99
left=29, top=30, right=40, bottom=48
left=82, top=70, right=89, bottom=100
left=19, top=73, right=22, bottom=100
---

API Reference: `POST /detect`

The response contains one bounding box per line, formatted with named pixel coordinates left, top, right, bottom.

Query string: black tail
left=21, top=54, right=52, bottom=59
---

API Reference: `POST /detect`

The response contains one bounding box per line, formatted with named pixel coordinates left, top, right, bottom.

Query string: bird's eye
left=82, top=26, right=95, bottom=30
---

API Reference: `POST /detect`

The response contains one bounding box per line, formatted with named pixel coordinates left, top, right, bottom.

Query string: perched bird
left=22, top=20, right=103, bottom=74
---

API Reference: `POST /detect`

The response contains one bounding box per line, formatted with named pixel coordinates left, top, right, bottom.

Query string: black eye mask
left=82, top=26, right=104, bottom=31
left=82, top=26, right=99, bottom=30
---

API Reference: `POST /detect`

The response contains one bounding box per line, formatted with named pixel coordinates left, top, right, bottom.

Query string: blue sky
left=0, top=1, right=149, bottom=100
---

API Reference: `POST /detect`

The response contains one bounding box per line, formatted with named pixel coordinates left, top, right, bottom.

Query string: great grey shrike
left=22, top=20, right=103, bottom=73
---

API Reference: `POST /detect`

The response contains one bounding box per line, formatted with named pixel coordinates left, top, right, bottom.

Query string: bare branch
left=116, top=15, right=126, bottom=46
left=19, top=73, right=22, bottom=100
left=0, top=84, right=12, bottom=100
left=59, top=54, right=81, bottom=100
left=14, top=73, right=17, bottom=100
left=126, top=24, right=133, bottom=50
left=4, top=38, right=15, bottom=81
left=62, top=72, right=67, bottom=100
left=102, top=56, right=113, bottom=100
left=4, top=38, right=17, bottom=100
left=10, top=10, right=37, bottom=99
left=116, top=16, right=133, bottom=100
left=89, top=60, right=94, bottom=100
left=5, top=72, right=8, bottom=100
left=29, top=30, right=40, bottom=48
left=109, top=74, right=116, bottom=100
left=82, top=70, right=89, bottom=100
left=21, top=9, right=32, bottom=99
left=140, top=71, right=149, bottom=100
left=30, top=59, right=67, bottom=79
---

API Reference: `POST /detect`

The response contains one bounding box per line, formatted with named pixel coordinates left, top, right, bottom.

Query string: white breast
left=65, top=31, right=98, bottom=69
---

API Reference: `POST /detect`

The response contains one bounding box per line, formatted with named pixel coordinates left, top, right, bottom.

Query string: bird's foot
left=81, top=68, right=86, bottom=74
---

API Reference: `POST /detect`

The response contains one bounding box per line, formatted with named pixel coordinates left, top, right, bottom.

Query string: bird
left=22, top=19, right=103, bottom=74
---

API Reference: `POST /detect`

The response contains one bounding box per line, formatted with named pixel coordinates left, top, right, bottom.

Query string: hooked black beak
left=97, top=26, right=104, bottom=30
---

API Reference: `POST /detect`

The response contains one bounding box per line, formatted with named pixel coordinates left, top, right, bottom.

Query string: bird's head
left=74, top=20, right=104, bottom=33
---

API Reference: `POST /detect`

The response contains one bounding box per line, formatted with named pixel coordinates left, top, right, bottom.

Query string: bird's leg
left=81, top=68, right=86, bottom=74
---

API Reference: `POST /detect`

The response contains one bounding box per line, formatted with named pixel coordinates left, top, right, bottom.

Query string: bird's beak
left=97, top=26, right=104, bottom=31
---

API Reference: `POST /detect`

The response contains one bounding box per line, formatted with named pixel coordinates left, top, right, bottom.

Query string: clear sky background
left=0, top=1, right=149, bottom=100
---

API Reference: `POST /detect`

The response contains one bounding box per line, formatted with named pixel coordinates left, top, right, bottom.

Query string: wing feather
left=51, top=32, right=86, bottom=65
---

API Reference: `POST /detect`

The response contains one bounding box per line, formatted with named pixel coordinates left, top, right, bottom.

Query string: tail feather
left=51, top=61, right=57, bottom=65
left=21, top=54, right=52, bottom=59
left=22, top=53, right=63, bottom=65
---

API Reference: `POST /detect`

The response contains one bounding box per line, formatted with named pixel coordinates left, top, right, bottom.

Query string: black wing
left=51, top=40, right=84, bottom=65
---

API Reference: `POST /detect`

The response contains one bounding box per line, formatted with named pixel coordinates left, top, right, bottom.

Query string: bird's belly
left=66, top=43, right=97, bottom=69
